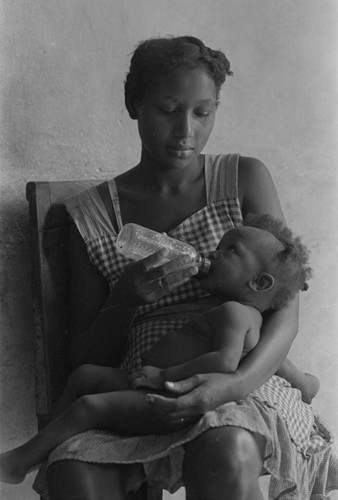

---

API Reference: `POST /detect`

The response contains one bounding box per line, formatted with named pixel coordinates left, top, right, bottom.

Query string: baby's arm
left=132, top=302, right=259, bottom=389
left=276, top=358, right=320, bottom=404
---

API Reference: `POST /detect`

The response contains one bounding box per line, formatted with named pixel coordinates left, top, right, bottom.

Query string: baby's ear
left=248, top=272, right=275, bottom=292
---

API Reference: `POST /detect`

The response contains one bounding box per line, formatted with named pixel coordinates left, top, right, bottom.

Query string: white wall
left=1, top=1, right=337, bottom=499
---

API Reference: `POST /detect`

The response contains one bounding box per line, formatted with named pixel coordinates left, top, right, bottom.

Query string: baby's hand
left=129, top=366, right=164, bottom=390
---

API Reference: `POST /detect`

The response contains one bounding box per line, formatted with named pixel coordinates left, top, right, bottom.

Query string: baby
left=0, top=214, right=317, bottom=485
left=132, top=213, right=314, bottom=394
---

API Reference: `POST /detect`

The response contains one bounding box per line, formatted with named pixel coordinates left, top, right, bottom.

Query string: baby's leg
left=0, top=365, right=129, bottom=484
left=54, top=364, right=129, bottom=417
left=0, top=389, right=168, bottom=484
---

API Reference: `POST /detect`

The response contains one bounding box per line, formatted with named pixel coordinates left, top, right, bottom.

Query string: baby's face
left=200, top=226, right=280, bottom=300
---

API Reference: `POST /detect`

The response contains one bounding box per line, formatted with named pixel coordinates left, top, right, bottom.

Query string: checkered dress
left=33, top=154, right=338, bottom=499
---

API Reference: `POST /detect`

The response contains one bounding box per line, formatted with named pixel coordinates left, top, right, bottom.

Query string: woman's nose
left=174, top=112, right=193, bottom=139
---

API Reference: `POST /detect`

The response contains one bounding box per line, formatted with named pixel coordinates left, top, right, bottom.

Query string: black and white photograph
left=0, top=1, right=337, bottom=499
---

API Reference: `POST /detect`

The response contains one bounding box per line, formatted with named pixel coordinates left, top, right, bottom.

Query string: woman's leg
left=46, top=460, right=144, bottom=500
left=183, top=426, right=265, bottom=500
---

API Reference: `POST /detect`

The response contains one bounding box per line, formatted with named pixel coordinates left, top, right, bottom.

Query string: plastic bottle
left=116, top=223, right=211, bottom=277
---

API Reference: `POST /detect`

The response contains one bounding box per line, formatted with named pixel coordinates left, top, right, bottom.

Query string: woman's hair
left=243, top=214, right=313, bottom=310
left=124, top=35, right=233, bottom=105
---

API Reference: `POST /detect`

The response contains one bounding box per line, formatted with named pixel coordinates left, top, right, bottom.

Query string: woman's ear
left=248, top=272, right=275, bottom=292
left=125, top=96, right=139, bottom=120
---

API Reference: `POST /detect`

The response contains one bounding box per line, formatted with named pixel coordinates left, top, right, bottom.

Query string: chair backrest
left=26, top=180, right=163, bottom=500
left=26, top=180, right=100, bottom=427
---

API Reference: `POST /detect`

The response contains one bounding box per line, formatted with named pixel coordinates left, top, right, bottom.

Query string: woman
left=34, top=36, right=337, bottom=500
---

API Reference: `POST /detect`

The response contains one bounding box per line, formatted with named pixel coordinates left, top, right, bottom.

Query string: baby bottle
left=116, top=223, right=211, bottom=278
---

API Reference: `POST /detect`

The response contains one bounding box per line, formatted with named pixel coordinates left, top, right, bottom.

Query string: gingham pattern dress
left=33, top=154, right=338, bottom=499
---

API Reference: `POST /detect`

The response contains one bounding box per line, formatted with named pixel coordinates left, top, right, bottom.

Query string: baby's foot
left=301, top=373, right=320, bottom=404
left=0, top=450, right=27, bottom=484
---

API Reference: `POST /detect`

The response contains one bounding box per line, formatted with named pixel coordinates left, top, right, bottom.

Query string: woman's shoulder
left=238, top=155, right=269, bottom=175
left=205, top=153, right=270, bottom=203
left=206, top=153, right=269, bottom=179
left=236, top=155, right=283, bottom=219
left=64, top=180, right=117, bottom=241
left=63, top=180, right=105, bottom=210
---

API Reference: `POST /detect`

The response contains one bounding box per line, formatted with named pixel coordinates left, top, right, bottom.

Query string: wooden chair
left=26, top=180, right=162, bottom=500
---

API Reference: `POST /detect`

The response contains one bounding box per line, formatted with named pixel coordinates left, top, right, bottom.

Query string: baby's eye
left=228, top=245, right=237, bottom=253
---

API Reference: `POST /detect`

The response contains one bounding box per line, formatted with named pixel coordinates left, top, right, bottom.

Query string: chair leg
left=146, top=485, right=163, bottom=500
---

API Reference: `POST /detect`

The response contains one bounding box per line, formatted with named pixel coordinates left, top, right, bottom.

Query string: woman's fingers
left=136, top=249, right=169, bottom=271
left=147, top=373, right=234, bottom=421
left=163, top=378, right=202, bottom=394
left=144, top=255, right=198, bottom=281
left=147, top=391, right=198, bottom=414
left=118, top=251, right=198, bottom=305
left=146, top=393, right=201, bottom=426
left=137, top=254, right=198, bottom=297
left=135, top=250, right=195, bottom=276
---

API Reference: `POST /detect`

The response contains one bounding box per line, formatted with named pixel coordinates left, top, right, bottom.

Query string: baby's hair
left=124, top=35, right=233, bottom=104
left=243, top=214, right=313, bottom=310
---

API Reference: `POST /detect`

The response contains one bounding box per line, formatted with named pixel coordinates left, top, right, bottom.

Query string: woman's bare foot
left=301, top=373, right=320, bottom=404
left=0, top=449, right=28, bottom=484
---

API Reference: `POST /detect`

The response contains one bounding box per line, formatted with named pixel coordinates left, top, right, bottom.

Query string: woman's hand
left=146, top=373, right=240, bottom=427
left=112, top=250, right=198, bottom=306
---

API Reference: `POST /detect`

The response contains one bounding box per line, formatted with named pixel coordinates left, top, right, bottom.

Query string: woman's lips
left=168, top=146, right=194, bottom=157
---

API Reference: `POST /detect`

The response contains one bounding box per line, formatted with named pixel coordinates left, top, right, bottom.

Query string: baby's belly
left=142, top=330, right=211, bottom=369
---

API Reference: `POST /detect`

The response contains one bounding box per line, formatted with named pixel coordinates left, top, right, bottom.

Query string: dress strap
left=107, top=179, right=124, bottom=231
left=64, top=185, right=115, bottom=242
left=205, top=154, right=239, bottom=203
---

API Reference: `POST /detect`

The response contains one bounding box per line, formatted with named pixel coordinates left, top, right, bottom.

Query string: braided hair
left=124, top=35, right=233, bottom=105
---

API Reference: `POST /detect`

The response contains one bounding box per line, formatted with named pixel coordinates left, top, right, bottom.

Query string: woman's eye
left=228, top=246, right=237, bottom=253
left=159, top=107, right=176, bottom=114
left=195, top=110, right=211, bottom=117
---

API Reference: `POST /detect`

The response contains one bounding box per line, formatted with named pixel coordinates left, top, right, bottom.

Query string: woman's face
left=135, top=65, right=219, bottom=170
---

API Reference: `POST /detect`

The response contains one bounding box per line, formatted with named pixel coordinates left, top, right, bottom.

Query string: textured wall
left=1, top=1, right=337, bottom=499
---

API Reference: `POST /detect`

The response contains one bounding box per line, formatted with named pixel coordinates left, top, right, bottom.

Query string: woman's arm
left=236, top=297, right=299, bottom=395
left=68, top=220, right=198, bottom=368
left=225, top=156, right=299, bottom=392
left=68, top=221, right=133, bottom=368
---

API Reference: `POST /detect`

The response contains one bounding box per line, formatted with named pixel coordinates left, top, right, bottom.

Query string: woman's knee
left=47, top=460, right=124, bottom=500
left=183, top=426, right=265, bottom=484
left=46, top=460, right=143, bottom=500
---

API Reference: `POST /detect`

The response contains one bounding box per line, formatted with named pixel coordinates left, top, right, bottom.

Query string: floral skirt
left=33, top=376, right=338, bottom=500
